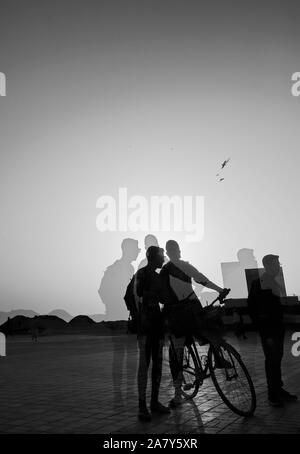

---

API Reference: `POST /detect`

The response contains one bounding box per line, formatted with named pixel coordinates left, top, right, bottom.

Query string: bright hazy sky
left=0, top=0, right=299, bottom=316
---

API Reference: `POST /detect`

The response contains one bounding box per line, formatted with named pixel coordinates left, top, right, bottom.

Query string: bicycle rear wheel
left=181, top=344, right=202, bottom=399
left=208, top=341, right=256, bottom=417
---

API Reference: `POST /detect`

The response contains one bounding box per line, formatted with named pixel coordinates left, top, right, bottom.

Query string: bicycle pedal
left=226, top=373, right=238, bottom=381
left=183, top=383, right=194, bottom=391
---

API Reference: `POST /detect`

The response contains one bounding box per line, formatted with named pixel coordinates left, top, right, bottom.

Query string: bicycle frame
left=168, top=332, right=241, bottom=386
left=165, top=288, right=234, bottom=387
left=167, top=334, right=209, bottom=384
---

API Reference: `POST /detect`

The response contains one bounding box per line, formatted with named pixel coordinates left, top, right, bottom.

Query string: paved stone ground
left=0, top=331, right=299, bottom=434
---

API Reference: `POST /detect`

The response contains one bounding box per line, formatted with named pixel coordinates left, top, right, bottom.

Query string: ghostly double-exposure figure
left=221, top=248, right=258, bottom=299
left=99, top=238, right=140, bottom=321
left=98, top=238, right=140, bottom=407
left=138, top=234, right=159, bottom=270
left=0, top=332, right=6, bottom=356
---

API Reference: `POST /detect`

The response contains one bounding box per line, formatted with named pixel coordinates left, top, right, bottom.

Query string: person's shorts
left=137, top=309, right=165, bottom=338
left=163, top=299, right=203, bottom=338
left=164, top=299, right=225, bottom=341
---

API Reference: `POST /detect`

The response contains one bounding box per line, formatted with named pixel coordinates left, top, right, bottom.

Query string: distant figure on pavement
left=30, top=317, right=39, bottom=342
left=233, top=308, right=247, bottom=340
left=31, top=328, right=38, bottom=342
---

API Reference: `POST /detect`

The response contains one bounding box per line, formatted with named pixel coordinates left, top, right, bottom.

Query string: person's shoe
left=169, top=394, right=184, bottom=408
left=268, top=396, right=284, bottom=407
left=138, top=407, right=152, bottom=422
left=214, top=356, right=233, bottom=369
left=279, top=389, right=298, bottom=401
left=150, top=401, right=171, bottom=414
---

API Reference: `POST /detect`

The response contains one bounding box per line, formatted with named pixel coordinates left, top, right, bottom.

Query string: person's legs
left=261, top=335, right=283, bottom=402
left=126, top=334, right=138, bottom=401
left=275, top=334, right=284, bottom=391
left=150, top=335, right=170, bottom=413
left=273, top=330, right=297, bottom=401
left=234, top=323, right=240, bottom=338
left=137, top=335, right=151, bottom=407
left=112, top=336, right=125, bottom=405
left=169, top=336, right=185, bottom=406
left=150, top=336, right=162, bottom=402
left=242, top=326, right=247, bottom=340
left=166, top=307, right=187, bottom=406
left=169, top=337, right=183, bottom=382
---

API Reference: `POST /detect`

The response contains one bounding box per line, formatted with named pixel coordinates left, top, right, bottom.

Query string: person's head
left=146, top=246, right=165, bottom=269
left=121, top=238, right=141, bottom=262
left=262, top=254, right=280, bottom=277
left=166, top=240, right=181, bottom=261
left=144, top=234, right=159, bottom=250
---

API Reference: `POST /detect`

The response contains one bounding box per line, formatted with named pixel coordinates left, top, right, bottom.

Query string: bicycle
left=165, top=289, right=256, bottom=417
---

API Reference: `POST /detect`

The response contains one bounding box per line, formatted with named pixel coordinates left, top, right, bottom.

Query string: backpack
left=124, top=274, right=139, bottom=334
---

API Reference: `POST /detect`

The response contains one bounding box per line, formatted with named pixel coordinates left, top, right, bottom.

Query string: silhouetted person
left=232, top=308, right=247, bottom=340
left=30, top=317, right=39, bottom=342
left=160, top=240, right=228, bottom=407
left=135, top=246, right=170, bottom=421
left=138, top=234, right=159, bottom=270
left=247, top=254, right=297, bottom=406
left=31, top=328, right=38, bottom=342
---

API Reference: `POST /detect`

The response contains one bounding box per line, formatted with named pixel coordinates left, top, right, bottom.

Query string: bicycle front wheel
left=208, top=341, right=256, bottom=417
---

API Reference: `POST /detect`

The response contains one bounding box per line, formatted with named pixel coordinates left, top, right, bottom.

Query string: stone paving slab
left=0, top=331, right=299, bottom=434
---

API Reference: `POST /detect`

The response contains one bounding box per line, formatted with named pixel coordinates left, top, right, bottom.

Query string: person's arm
left=183, top=262, right=224, bottom=293
left=135, top=270, right=144, bottom=300
left=158, top=268, right=175, bottom=305
left=202, top=279, right=224, bottom=293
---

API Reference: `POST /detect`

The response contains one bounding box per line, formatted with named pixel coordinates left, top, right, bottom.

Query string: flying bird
left=221, top=158, right=230, bottom=169
left=216, top=158, right=231, bottom=182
